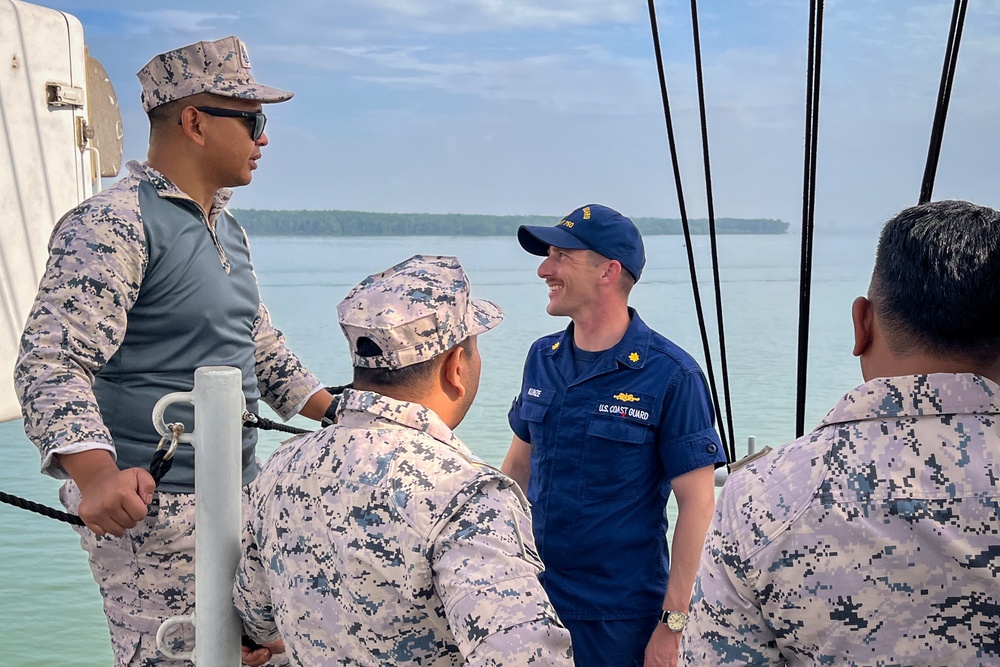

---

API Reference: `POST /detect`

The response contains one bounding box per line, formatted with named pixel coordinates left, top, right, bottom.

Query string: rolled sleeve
left=14, top=199, right=146, bottom=477
left=659, top=369, right=727, bottom=480
left=507, top=395, right=531, bottom=444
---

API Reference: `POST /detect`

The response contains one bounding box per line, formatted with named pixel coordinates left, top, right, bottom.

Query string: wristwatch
left=320, top=394, right=341, bottom=427
left=659, top=610, right=688, bottom=632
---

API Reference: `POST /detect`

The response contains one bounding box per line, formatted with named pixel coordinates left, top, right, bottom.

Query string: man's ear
left=601, top=259, right=623, bottom=284
left=441, top=345, right=467, bottom=399
left=177, top=105, right=208, bottom=146
left=852, top=296, right=874, bottom=357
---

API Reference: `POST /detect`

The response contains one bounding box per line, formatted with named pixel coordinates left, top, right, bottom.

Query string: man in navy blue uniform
left=502, top=204, right=727, bottom=667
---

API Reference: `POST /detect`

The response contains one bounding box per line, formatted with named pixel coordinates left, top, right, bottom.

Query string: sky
left=33, top=0, right=1000, bottom=228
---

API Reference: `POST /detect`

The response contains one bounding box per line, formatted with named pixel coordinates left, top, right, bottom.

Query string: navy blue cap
left=517, top=204, right=646, bottom=282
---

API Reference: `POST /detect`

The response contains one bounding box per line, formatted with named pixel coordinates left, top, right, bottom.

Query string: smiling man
left=501, top=204, right=727, bottom=667
left=15, top=36, right=334, bottom=666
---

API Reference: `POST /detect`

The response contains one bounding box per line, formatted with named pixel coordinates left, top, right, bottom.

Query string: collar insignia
left=628, top=352, right=640, bottom=363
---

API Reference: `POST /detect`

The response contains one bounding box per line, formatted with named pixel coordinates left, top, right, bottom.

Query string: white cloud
left=349, top=47, right=655, bottom=113
left=337, top=0, right=642, bottom=31
left=34, top=0, right=1000, bottom=225
left=123, top=10, right=239, bottom=34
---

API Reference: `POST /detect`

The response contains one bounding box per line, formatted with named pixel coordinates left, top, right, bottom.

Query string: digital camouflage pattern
left=15, top=160, right=320, bottom=478
left=137, top=36, right=293, bottom=112
left=62, top=482, right=289, bottom=667
left=681, top=373, right=1000, bottom=666
left=337, top=255, right=503, bottom=370
left=235, top=389, right=573, bottom=666
left=61, top=482, right=198, bottom=666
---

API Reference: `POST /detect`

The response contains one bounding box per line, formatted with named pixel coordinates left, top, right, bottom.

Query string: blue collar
left=544, top=308, right=652, bottom=385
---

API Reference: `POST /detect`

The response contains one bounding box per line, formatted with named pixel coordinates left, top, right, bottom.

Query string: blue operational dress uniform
left=508, top=309, right=727, bottom=664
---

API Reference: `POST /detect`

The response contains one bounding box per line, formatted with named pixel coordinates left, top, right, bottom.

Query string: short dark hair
left=147, top=92, right=221, bottom=137
left=352, top=337, right=473, bottom=391
left=870, top=200, right=1000, bottom=360
left=587, top=250, right=635, bottom=295
left=618, top=267, right=636, bottom=295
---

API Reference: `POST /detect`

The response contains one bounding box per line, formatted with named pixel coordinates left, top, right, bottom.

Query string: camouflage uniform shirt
left=15, top=160, right=321, bottom=490
left=235, top=388, right=573, bottom=666
left=681, top=373, right=1000, bottom=666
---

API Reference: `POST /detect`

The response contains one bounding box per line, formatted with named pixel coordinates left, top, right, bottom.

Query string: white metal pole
left=192, top=365, right=243, bottom=667
left=152, top=366, right=243, bottom=665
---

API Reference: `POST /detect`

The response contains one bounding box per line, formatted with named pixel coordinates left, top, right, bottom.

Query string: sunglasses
left=179, top=106, right=267, bottom=141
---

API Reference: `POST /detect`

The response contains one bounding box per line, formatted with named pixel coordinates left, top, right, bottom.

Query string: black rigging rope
left=243, top=411, right=312, bottom=435
left=0, top=490, right=85, bottom=526
left=794, top=0, right=825, bottom=439
left=1, top=408, right=324, bottom=527
left=688, top=0, right=736, bottom=461
left=0, top=441, right=178, bottom=528
left=918, top=0, right=969, bottom=205
left=646, top=0, right=731, bottom=462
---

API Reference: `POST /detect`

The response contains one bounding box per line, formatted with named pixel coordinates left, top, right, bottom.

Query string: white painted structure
left=0, top=0, right=121, bottom=422
left=152, top=366, right=245, bottom=667
left=2, top=5, right=241, bottom=666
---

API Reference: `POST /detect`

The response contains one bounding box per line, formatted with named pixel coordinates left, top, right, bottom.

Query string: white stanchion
left=715, top=435, right=764, bottom=487
left=152, top=366, right=244, bottom=666
left=714, top=464, right=729, bottom=487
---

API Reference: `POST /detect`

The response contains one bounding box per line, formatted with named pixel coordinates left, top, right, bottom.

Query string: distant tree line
left=232, top=209, right=789, bottom=237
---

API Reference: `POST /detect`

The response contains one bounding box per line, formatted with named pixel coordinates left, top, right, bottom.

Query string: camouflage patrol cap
left=137, top=36, right=293, bottom=112
left=338, top=255, right=504, bottom=370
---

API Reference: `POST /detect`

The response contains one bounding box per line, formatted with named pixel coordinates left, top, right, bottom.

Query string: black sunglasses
left=179, top=106, right=267, bottom=141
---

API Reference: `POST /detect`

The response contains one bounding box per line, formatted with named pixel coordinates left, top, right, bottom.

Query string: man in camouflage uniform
left=234, top=255, right=574, bottom=666
left=680, top=200, right=1000, bottom=666
left=14, top=37, right=334, bottom=666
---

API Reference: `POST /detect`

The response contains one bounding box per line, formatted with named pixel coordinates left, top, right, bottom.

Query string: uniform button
left=706, top=443, right=718, bottom=454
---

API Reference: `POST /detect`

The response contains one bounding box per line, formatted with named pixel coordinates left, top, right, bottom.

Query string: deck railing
left=152, top=366, right=243, bottom=666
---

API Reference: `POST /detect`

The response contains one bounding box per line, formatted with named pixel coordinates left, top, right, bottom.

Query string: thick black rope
left=0, top=393, right=353, bottom=527
left=0, top=442, right=177, bottom=528
left=794, top=0, right=825, bottom=438
left=646, top=0, right=730, bottom=461
left=0, top=425, right=184, bottom=527
left=688, top=0, right=736, bottom=463
left=148, top=448, right=175, bottom=486
left=0, top=490, right=85, bottom=526
left=918, top=0, right=968, bottom=205
left=243, top=411, right=311, bottom=435
left=242, top=383, right=353, bottom=435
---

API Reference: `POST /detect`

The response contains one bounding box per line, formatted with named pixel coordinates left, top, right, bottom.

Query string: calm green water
left=0, top=230, right=878, bottom=665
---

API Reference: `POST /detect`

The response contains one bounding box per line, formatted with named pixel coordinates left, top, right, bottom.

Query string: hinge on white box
left=46, top=82, right=85, bottom=108
left=77, top=117, right=95, bottom=150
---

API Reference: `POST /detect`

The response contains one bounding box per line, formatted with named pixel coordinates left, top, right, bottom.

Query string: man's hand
left=644, top=623, right=681, bottom=667
left=241, top=637, right=285, bottom=666
left=60, top=449, right=156, bottom=536
left=77, top=466, right=156, bottom=536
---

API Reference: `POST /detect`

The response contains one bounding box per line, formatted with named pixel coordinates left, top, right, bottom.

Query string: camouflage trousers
left=61, top=481, right=288, bottom=667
